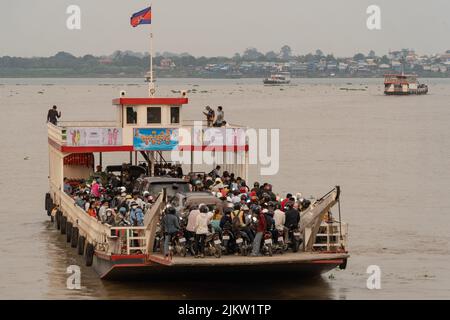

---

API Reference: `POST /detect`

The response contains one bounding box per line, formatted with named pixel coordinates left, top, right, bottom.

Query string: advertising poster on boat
left=133, top=128, right=179, bottom=151
left=66, top=127, right=122, bottom=146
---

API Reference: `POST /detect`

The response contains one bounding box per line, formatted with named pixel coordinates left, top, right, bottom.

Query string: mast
left=148, top=4, right=155, bottom=97
left=149, top=31, right=155, bottom=97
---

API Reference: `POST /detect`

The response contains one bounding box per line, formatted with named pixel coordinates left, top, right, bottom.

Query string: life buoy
left=78, top=236, right=86, bottom=255
left=85, top=243, right=95, bottom=267
left=66, top=222, right=73, bottom=243
left=71, top=227, right=79, bottom=248
left=60, top=216, right=67, bottom=234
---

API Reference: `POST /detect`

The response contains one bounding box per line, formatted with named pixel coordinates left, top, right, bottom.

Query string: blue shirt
left=130, top=208, right=144, bottom=226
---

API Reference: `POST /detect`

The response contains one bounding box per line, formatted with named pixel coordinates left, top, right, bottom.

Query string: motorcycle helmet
left=167, top=207, right=176, bottom=215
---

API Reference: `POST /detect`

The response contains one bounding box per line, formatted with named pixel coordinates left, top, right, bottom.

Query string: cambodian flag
left=130, top=7, right=152, bottom=27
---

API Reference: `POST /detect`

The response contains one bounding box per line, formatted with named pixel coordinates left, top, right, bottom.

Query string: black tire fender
left=85, top=243, right=95, bottom=267
left=56, top=210, right=62, bottom=230
left=71, top=227, right=79, bottom=248
left=78, top=236, right=86, bottom=255
left=66, top=222, right=73, bottom=243
left=60, top=216, right=67, bottom=234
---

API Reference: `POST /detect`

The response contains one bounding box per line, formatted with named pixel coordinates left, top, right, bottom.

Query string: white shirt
left=186, top=209, right=200, bottom=232
left=195, top=212, right=209, bottom=235
left=274, top=209, right=286, bottom=230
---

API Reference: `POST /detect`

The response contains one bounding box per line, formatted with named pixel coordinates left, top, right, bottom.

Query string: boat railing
left=58, top=120, right=118, bottom=128
left=48, top=121, right=119, bottom=146
left=313, top=220, right=348, bottom=252
left=108, top=226, right=147, bottom=255
left=181, top=119, right=247, bottom=129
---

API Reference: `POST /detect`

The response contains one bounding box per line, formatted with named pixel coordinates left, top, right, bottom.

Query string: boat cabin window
left=147, top=107, right=161, bottom=124
left=126, top=107, right=137, bottom=124
left=171, top=107, right=180, bottom=124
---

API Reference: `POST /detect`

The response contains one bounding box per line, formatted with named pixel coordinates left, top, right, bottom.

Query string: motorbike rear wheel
left=214, top=245, right=221, bottom=258
left=292, top=239, right=299, bottom=253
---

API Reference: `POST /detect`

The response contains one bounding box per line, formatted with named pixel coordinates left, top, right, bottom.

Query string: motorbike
left=169, top=229, right=187, bottom=257
left=261, top=231, right=273, bottom=256
left=234, top=230, right=251, bottom=256
left=273, top=229, right=287, bottom=254
left=287, top=226, right=302, bottom=253
left=205, top=231, right=222, bottom=258
left=221, top=225, right=233, bottom=254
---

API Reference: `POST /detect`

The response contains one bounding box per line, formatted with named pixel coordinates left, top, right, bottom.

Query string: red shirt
left=257, top=213, right=267, bottom=233
left=281, top=199, right=289, bottom=211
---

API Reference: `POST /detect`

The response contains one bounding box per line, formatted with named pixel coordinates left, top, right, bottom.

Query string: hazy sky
left=1, top=0, right=449, bottom=57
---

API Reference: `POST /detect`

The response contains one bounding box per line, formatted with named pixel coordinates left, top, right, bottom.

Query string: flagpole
left=149, top=31, right=155, bottom=97
left=148, top=4, right=155, bottom=97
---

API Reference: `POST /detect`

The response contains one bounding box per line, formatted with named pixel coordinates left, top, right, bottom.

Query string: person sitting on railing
left=213, top=106, right=224, bottom=127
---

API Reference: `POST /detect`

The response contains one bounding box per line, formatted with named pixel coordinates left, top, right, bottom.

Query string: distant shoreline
left=2, top=75, right=450, bottom=79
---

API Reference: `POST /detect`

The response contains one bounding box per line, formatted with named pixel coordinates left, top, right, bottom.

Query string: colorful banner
left=66, top=128, right=122, bottom=146
left=133, top=128, right=179, bottom=151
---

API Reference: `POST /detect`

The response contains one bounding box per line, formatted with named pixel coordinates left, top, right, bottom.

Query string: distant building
left=160, top=58, right=175, bottom=69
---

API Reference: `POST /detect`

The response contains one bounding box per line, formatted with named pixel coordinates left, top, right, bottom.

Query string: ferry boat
left=44, top=7, right=349, bottom=280
left=263, top=73, right=291, bottom=85
left=384, top=74, right=428, bottom=95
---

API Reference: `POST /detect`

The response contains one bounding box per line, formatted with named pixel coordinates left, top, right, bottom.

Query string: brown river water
left=0, top=78, right=449, bottom=299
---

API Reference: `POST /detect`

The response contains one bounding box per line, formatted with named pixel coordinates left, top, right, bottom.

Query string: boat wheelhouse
left=384, top=74, right=428, bottom=95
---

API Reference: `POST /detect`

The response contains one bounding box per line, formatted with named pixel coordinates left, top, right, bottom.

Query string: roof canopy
left=112, top=97, right=188, bottom=106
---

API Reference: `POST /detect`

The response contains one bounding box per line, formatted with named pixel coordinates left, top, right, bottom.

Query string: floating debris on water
left=340, top=88, right=366, bottom=91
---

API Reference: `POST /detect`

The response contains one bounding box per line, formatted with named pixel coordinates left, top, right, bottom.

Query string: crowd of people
left=160, top=165, right=312, bottom=258
left=64, top=176, right=155, bottom=228
left=63, top=163, right=312, bottom=258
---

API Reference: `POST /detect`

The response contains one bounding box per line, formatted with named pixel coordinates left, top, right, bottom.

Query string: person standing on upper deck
left=47, top=105, right=61, bottom=125
left=213, top=106, right=224, bottom=127
left=203, top=106, right=215, bottom=127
